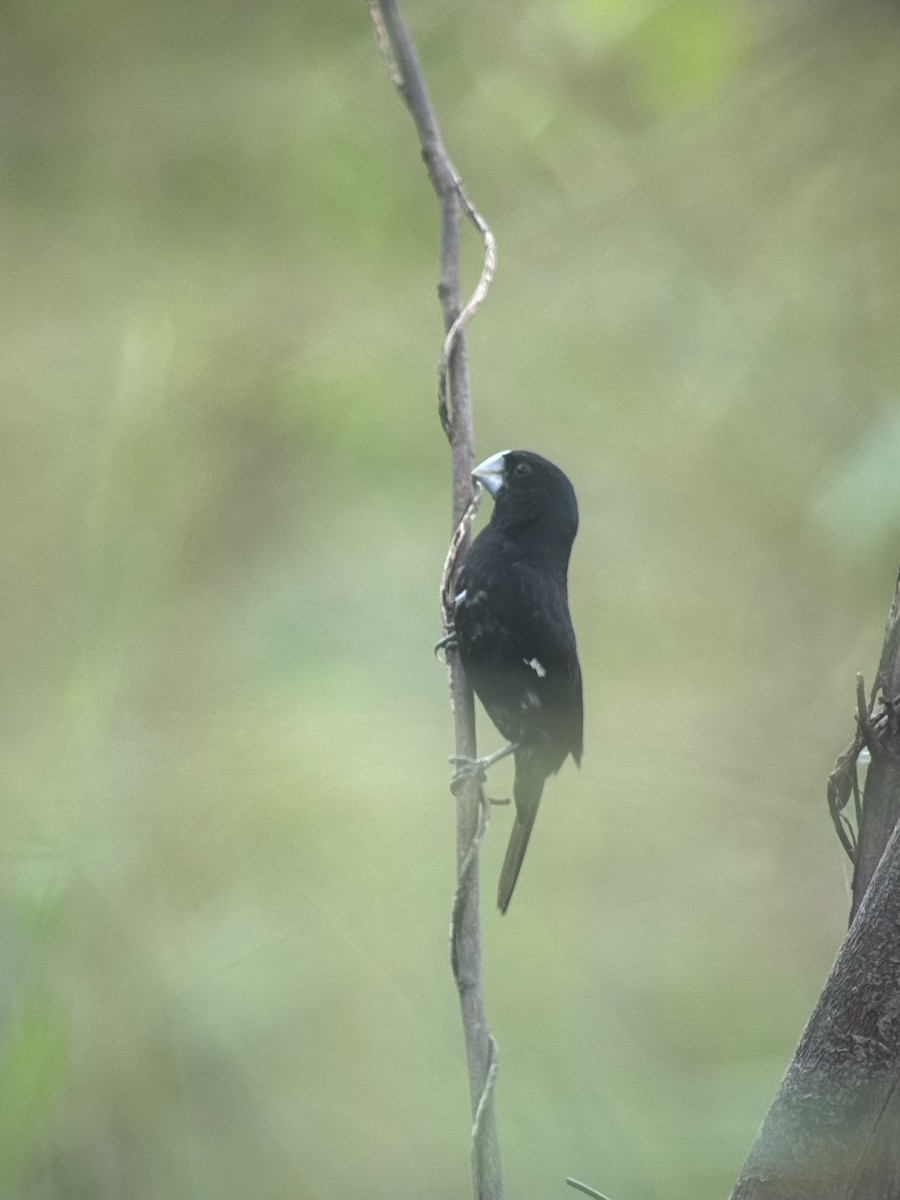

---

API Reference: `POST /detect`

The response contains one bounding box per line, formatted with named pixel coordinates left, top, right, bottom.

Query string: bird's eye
left=513, top=461, right=532, bottom=478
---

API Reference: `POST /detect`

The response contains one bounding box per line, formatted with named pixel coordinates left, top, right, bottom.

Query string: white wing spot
left=454, top=589, right=468, bottom=606
left=524, top=657, right=547, bottom=678
left=522, top=689, right=541, bottom=709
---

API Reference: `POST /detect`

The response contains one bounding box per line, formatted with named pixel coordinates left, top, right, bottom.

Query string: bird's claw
left=448, top=740, right=518, bottom=792
left=449, top=754, right=483, bottom=769
left=449, top=754, right=487, bottom=794
left=434, top=632, right=457, bottom=659
left=449, top=753, right=515, bottom=802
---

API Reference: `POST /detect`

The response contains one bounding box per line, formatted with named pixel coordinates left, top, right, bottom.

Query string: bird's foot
left=450, top=743, right=518, bottom=772
left=449, top=765, right=509, bottom=805
left=449, top=742, right=518, bottom=795
left=450, top=755, right=487, bottom=795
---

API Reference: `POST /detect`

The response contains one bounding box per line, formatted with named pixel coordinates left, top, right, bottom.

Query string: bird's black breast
left=453, top=525, right=583, bottom=770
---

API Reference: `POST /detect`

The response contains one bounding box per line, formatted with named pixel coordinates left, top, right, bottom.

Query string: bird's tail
left=497, top=750, right=546, bottom=914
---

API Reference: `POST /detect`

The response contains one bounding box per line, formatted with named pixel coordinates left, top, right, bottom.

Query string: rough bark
left=732, top=565, right=900, bottom=1199
left=851, top=568, right=900, bottom=920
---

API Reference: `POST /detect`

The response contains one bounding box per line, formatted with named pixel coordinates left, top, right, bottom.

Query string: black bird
left=453, top=450, right=583, bottom=913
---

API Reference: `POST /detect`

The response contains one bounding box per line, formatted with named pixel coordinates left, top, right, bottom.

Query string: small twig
left=369, top=4, right=503, bottom=1199
left=566, top=1179, right=612, bottom=1200
left=853, top=753, right=865, bottom=831
left=826, top=673, right=892, bottom=864
left=368, top=0, right=495, bottom=440
left=857, top=672, right=878, bottom=751
left=367, top=0, right=403, bottom=90
left=440, top=485, right=482, bottom=634
left=827, top=733, right=863, bottom=863
left=471, top=1033, right=500, bottom=1155
left=437, top=200, right=496, bottom=437
left=451, top=786, right=491, bottom=981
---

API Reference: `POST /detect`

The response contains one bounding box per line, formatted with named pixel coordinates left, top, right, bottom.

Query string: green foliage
left=0, top=997, right=70, bottom=1192
left=629, top=0, right=743, bottom=108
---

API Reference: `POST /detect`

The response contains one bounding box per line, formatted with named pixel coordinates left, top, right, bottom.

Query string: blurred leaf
left=8, top=848, right=67, bottom=941
left=627, top=0, right=744, bottom=109
left=811, top=405, right=900, bottom=556
left=0, top=996, right=70, bottom=1191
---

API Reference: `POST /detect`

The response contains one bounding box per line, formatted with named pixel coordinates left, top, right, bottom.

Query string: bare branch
left=369, top=4, right=502, bottom=1199
left=368, top=0, right=495, bottom=440
left=366, top=0, right=403, bottom=90
left=437, top=192, right=496, bottom=438
left=566, top=1178, right=612, bottom=1200
left=440, top=486, right=482, bottom=638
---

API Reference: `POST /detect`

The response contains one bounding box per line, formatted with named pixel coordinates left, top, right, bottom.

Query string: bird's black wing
left=454, top=540, right=583, bottom=770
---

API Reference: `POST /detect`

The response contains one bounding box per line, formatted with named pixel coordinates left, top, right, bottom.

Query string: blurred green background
left=3, top=1, right=900, bottom=1196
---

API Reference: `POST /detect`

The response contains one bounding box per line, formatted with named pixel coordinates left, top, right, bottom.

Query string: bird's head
left=472, top=449, right=579, bottom=553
